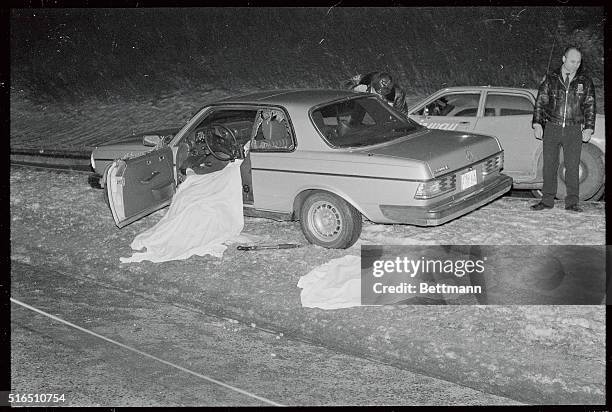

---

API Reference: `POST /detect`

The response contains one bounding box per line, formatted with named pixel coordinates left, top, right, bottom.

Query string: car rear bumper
left=379, top=174, right=513, bottom=226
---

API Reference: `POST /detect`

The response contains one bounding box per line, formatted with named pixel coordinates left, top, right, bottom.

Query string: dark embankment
left=11, top=7, right=604, bottom=105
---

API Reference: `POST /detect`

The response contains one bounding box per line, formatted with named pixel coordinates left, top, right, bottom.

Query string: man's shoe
left=565, top=204, right=583, bottom=212
left=531, top=202, right=553, bottom=211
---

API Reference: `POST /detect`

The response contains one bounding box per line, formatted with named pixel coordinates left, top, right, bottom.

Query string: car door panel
left=249, top=152, right=297, bottom=212
left=106, top=146, right=176, bottom=228
left=472, top=92, right=539, bottom=181
left=240, top=153, right=254, bottom=204
left=473, top=114, right=540, bottom=179
left=409, top=92, right=482, bottom=133
left=418, top=116, right=476, bottom=132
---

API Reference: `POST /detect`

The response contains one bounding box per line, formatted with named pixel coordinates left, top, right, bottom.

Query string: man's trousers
left=540, top=123, right=582, bottom=207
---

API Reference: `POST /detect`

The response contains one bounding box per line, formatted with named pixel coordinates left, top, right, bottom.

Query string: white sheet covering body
left=120, top=160, right=244, bottom=263
left=297, top=255, right=362, bottom=309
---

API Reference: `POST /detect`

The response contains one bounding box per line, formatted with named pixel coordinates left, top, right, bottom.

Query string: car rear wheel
left=531, top=144, right=604, bottom=201
left=299, top=192, right=362, bottom=249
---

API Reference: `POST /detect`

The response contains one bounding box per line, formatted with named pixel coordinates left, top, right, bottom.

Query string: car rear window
left=311, top=96, right=423, bottom=148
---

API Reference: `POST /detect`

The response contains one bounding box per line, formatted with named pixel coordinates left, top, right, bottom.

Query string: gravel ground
left=9, top=166, right=606, bottom=405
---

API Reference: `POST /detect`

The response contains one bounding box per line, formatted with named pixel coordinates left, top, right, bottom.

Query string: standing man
left=531, top=46, right=597, bottom=213
left=345, top=71, right=411, bottom=115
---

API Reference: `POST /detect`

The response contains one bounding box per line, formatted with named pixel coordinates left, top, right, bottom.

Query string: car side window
left=318, top=100, right=360, bottom=126
left=455, top=108, right=478, bottom=117
left=416, top=93, right=480, bottom=117
left=484, top=94, right=534, bottom=116
left=250, top=108, right=295, bottom=151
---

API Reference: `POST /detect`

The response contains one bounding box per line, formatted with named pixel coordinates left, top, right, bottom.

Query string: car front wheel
left=299, top=191, right=362, bottom=249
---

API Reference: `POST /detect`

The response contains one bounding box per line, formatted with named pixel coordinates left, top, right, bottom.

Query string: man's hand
left=582, top=129, right=593, bottom=143
left=533, top=123, right=543, bottom=140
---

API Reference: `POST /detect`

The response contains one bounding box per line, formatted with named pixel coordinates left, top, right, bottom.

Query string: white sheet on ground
left=120, top=160, right=245, bottom=263
left=297, top=255, right=362, bottom=309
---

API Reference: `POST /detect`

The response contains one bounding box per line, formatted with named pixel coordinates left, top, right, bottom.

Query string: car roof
left=433, top=86, right=538, bottom=95
left=217, top=89, right=358, bottom=108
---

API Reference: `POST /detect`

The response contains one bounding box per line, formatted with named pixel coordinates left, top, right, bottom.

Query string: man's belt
left=546, top=119, right=582, bottom=127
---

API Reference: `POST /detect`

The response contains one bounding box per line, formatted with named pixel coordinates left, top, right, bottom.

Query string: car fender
left=99, top=163, right=113, bottom=188
left=534, top=146, right=544, bottom=180
left=590, top=114, right=606, bottom=162
left=291, top=184, right=372, bottom=222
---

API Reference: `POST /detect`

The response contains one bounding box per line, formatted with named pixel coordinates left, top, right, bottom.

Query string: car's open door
left=472, top=91, right=540, bottom=178
left=105, top=146, right=176, bottom=228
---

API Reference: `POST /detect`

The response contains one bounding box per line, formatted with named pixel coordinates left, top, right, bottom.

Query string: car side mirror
left=143, top=135, right=163, bottom=147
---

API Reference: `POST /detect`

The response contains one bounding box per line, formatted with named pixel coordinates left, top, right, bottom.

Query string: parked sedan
left=91, top=89, right=512, bottom=249
left=406, top=86, right=605, bottom=200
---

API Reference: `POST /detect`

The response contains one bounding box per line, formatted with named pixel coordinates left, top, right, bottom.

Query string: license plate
left=461, top=169, right=477, bottom=190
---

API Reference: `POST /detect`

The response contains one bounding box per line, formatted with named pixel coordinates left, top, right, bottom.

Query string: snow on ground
left=9, top=167, right=606, bottom=405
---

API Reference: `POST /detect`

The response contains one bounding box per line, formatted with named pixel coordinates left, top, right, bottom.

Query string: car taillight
left=90, top=151, right=96, bottom=170
left=483, top=153, right=503, bottom=176
left=414, top=175, right=456, bottom=199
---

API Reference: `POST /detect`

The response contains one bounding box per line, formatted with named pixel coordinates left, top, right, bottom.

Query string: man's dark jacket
left=532, top=67, right=596, bottom=131
left=346, top=72, right=410, bottom=115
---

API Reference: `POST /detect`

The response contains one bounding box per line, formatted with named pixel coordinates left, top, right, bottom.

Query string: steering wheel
left=205, top=124, right=239, bottom=161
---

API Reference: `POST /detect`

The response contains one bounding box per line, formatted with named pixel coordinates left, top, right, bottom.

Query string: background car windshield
left=312, top=97, right=422, bottom=148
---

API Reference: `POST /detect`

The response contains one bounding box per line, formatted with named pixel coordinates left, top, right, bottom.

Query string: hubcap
left=308, top=201, right=342, bottom=241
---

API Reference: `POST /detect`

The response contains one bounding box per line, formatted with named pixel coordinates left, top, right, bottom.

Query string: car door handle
left=458, top=121, right=471, bottom=124
left=140, top=171, right=160, bottom=183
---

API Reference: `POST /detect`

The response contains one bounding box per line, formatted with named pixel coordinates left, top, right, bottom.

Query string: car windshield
left=311, top=96, right=423, bottom=148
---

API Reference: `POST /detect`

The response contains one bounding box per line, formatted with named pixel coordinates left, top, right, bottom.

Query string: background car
left=92, top=89, right=512, bottom=249
left=407, top=86, right=605, bottom=200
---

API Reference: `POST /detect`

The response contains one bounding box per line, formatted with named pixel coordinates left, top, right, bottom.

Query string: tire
left=299, top=191, right=362, bottom=249
left=531, top=144, right=604, bottom=201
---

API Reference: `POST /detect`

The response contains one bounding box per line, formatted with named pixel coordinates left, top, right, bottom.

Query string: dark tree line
left=11, top=7, right=604, bottom=102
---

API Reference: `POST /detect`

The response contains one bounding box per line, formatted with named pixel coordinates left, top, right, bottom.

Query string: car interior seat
left=311, top=111, right=326, bottom=132
left=254, top=117, right=293, bottom=149
left=261, top=117, right=293, bottom=149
